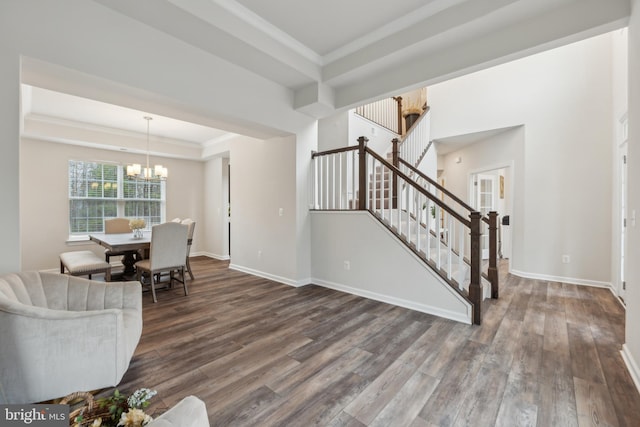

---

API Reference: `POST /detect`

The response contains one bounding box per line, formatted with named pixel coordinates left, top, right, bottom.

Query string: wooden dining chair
left=104, top=218, right=131, bottom=263
left=181, top=218, right=196, bottom=280
left=135, top=222, right=189, bottom=303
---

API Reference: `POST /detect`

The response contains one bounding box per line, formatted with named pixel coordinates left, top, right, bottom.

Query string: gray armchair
left=0, top=272, right=142, bottom=404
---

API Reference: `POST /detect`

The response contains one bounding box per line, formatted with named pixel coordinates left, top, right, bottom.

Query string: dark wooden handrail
left=365, top=147, right=471, bottom=227
left=398, top=157, right=475, bottom=212
left=312, top=145, right=359, bottom=158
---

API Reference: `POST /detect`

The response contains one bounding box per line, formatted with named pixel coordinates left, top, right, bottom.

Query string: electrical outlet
left=562, top=255, right=570, bottom=264
left=279, top=208, right=284, bottom=217
left=258, top=250, right=262, bottom=259
left=344, top=261, right=350, bottom=270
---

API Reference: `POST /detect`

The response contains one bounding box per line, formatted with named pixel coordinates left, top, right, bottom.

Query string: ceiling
left=22, top=0, right=630, bottom=157
left=434, top=127, right=518, bottom=156
left=24, top=85, right=230, bottom=144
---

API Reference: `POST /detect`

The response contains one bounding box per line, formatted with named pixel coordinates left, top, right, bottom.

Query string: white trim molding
left=510, top=269, right=612, bottom=289
left=196, top=251, right=230, bottom=261
left=312, top=277, right=471, bottom=325
left=621, top=344, right=640, bottom=394
left=228, top=263, right=308, bottom=287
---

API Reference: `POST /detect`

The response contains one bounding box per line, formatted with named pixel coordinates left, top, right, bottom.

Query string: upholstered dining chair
left=181, top=218, right=196, bottom=280
left=135, top=222, right=188, bottom=303
left=104, top=217, right=132, bottom=263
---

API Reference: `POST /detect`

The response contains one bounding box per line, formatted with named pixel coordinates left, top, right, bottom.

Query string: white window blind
left=68, top=160, right=165, bottom=235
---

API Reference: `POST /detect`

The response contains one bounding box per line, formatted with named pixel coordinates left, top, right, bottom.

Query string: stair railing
left=312, top=136, right=486, bottom=324
left=395, top=157, right=499, bottom=298
left=354, top=96, right=403, bottom=135
left=397, top=107, right=431, bottom=168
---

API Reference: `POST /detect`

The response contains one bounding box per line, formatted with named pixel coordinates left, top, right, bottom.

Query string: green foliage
left=95, top=389, right=129, bottom=425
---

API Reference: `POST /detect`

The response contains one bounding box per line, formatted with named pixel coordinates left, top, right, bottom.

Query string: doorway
left=469, top=167, right=511, bottom=261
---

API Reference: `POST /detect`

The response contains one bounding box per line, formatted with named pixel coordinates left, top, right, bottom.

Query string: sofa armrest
left=149, top=396, right=209, bottom=427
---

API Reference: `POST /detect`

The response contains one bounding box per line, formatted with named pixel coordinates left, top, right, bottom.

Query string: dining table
left=89, top=232, right=151, bottom=278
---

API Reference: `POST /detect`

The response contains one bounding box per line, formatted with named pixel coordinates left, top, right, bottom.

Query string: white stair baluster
left=435, top=205, right=441, bottom=270
left=447, top=214, right=453, bottom=280
left=458, top=220, right=465, bottom=288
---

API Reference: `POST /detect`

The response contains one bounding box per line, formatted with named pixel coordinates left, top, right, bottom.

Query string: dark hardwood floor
left=105, top=256, right=640, bottom=426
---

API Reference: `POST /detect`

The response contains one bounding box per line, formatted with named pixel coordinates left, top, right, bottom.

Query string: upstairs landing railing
left=396, top=106, right=432, bottom=168
left=312, top=136, right=498, bottom=325
left=355, top=97, right=403, bottom=135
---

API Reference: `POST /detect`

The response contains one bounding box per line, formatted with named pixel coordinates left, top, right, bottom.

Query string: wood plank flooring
left=103, top=257, right=640, bottom=426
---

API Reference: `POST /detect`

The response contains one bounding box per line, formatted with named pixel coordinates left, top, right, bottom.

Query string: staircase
left=312, top=101, right=500, bottom=325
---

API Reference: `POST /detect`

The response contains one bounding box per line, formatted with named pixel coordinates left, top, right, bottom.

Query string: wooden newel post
left=392, top=138, right=400, bottom=209
left=469, top=211, right=483, bottom=325
left=395, top=96, right=403, bottom=135
left=358, top=136, right=368, bottom=211
left=488, top=211, right=499, bottom=299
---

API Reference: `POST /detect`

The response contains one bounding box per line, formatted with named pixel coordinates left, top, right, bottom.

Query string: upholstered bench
left=60, top=250, right=112, bottom=281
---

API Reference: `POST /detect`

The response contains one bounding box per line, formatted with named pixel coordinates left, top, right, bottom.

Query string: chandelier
left=126, top=116, right=168, bottom=180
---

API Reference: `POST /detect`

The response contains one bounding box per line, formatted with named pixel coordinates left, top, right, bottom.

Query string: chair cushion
left=60, top=251, right=110, bottom=274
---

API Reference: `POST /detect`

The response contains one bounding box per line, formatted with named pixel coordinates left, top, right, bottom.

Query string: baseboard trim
left=195, top=251, right=230, bottom=261
left=621, top=344, right=640, bottom=395
left=510, top=269, right=612, bottom=289
left=228, top=264, right=308, bottom=287
left=312, top=277, right=471, bottom=324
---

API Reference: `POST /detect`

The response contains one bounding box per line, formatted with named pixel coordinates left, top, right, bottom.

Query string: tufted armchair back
left=0, top=272, right=140, bottom=311
left=0, top=272, right=142, bottom=404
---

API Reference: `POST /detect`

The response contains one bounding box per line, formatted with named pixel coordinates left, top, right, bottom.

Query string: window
left=69, top=160, right=165, bottom=236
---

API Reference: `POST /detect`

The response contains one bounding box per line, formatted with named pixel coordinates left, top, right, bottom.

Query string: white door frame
left=616, top=113, right=628, bottom=300
left=468, top=162, right=515, bottom=270
left=471, top=174, right=497, bottom=259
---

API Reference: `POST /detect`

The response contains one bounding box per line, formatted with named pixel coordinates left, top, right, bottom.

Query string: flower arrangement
left=129, top=219, right=146, bottom=238
left=129, top=219, right=146, bottom=230
left=72, top=388, right=157, bottom=427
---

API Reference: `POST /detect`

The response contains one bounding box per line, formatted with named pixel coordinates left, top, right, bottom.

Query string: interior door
left=475, top=174, right=497, bottom=259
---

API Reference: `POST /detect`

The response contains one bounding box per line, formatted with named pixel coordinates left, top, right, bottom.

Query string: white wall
left=19, top=138, right=205, bottom=271
left=348, top=111, right=398, bottom=155
left=295, top=123, right=317, bottom=283
left=429, top=33, right=615, bottom=286
left=229, top=135, right=301, bottom=285
left=623, top=0, right=640, bottom=392
left=318, top=110, right=349, bottom=152
left=204, top=156, right=230, bottom=260
left=311, top=211, right=471, bottom=323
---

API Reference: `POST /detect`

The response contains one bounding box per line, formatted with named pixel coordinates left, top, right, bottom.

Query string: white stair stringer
left=372, top=208, right=491, bottom=300
left=311, top=211, right=473, bottom=324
